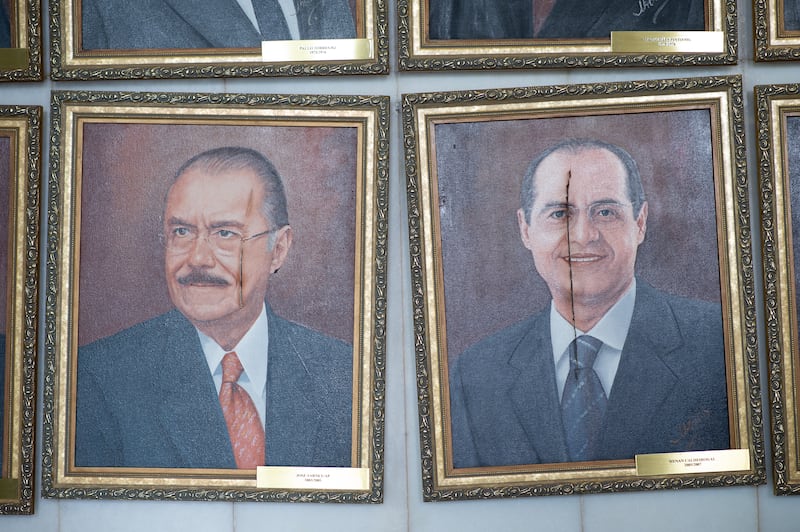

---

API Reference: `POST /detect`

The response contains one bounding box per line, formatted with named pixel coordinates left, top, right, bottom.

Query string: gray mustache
left=177, top=271, right=230, bottom=286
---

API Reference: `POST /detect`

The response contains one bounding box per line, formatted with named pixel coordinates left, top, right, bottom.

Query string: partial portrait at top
left=428, top=0, right=705, bottom=40
left=81, top=0, right=357, bottom=50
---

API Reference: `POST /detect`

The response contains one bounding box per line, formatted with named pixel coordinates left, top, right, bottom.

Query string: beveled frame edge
left=753, top=0, right=800, bottom=61
left=47, top=0, right=389, bottom=80
left=402, top=75, right=764, bottom=501
left=755, top=83, right=800, bottom=494
left=397, top=0, right=737, bottom=71
left=41, top=90, right=389, bottom=503
left=0, top=0, right=43, bottom=81
left=0, top=105, right=41, bottom=514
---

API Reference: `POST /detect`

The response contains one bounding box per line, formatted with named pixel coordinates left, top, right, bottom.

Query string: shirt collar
left=551, top=278, right=636, bottom=363
left=198, top=304, right=269, bottom=394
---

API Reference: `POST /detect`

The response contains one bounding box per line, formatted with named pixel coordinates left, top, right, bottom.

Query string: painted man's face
left=163, top=166, right=289, bottom=336
left=517, top=147, right=648, bottom=314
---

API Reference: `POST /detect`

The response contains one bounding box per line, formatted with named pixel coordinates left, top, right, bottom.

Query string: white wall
left=2, top=0, right=799, bottom=530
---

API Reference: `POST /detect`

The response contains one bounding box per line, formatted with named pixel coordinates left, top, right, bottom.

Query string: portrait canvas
left=43, top=92, right=387, bottom=502
left=50, top=0, right=387, bottom=79
left=757, top=85, right=800, bottom=494
left=405, top=76, right=762, bottom=499
left=398, top=0, right=735, bottom=70
left=0, top=106, right=40, bottom=515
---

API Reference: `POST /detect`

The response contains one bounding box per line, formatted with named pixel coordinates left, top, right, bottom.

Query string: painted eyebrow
left=539, top=198, right=627, bottom=211
left=166, top=217, right=246, bottom=229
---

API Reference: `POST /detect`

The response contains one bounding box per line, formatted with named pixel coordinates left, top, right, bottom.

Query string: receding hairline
left=520, top=139, right=646, bottom=222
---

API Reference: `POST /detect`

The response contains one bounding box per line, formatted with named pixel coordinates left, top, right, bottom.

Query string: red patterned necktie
left=219, top=351, right=265, bottom=469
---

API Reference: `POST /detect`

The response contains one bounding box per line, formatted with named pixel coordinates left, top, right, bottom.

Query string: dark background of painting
left=77, top=122, right=357, bottom=346
left=434, top=109, right=721, bottom=358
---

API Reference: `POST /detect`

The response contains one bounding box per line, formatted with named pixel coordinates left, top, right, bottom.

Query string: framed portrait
left=0, top=105, right=41, bottom=514
left=403, top=75, right=763, bottom=499
left=49, top=0, right=387, bottom=80
left=0, top=0, right=42, bottom=80
left=756, top=84, right=800, bottom=494
left=754, top=0, right=800, bottom=60
left=398, top=0, right=736, bottom=70
left=42, top=91, right=388, bottom=502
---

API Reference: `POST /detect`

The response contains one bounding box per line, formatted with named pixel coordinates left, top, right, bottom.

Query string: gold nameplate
left=261, top=38, right=372, bottom=62
left=635, top=449, right=750, bottom=476
left=0, top=478, right=19, bottom=499
left=0, top=48, right=28, bottom=69
left=611, top=31, right=724, bottom=53
left=256, top=466, right=370, bottom=490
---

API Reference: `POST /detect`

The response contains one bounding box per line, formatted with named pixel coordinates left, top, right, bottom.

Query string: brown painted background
left=434, top=109, right=721, bottom=358
left=77, top=122, right=358, bottom=346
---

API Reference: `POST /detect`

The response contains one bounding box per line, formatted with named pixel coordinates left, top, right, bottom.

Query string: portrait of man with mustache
left=75, top=146, right=353, bottom=470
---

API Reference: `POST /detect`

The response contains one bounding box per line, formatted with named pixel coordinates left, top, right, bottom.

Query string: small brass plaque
left=256, top=466, right=370, bottom=490
left=611, top=31, right=724, bottom=53
left=0, top=48, right=28, bottom=69
left=635, top=449, right=750, bottom=476
left=261, top=38, right=372, bottom=62
left=0, top=478, right=19, bottom=500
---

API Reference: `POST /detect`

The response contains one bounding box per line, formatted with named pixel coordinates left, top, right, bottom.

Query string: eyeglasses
left=163, top=225, right=276, bottom=309
left=163, top=226, right=273, bottom=257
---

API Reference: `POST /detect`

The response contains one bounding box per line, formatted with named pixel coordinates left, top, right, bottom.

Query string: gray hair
left=519, top=139, right=646, bottom=223
left=172, top=146, right=289, bottom=248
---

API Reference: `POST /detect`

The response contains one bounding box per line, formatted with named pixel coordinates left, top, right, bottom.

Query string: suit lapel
left=264, top=310, right=322, bottom=465
left=507, top=313, right=570, bottom=463
left=161, top=0, right=262, bottom=47
left=599, top=284, right=680, bottom=456
left=156, top=312, right=235, bottom=468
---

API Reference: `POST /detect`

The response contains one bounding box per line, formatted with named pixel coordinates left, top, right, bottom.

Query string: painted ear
left=270, top=225, right=293, bottom=273
left=517, top=208, right=534, bottom=250
left=636, top=202, right=648, bottom=243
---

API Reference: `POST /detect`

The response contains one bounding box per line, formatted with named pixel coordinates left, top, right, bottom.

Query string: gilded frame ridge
left=49, top=0, right=388, bottom=80
left=0, top=0, right=43, bottom=81
left=398, top=0, right=736, bottom=71
left=42, top=90, right=388, bottom=502
left=756, top=83, right=800, bottom=494
left=0, top=105, right=41, bottom=514
left=403, top=75, right=763, bottom=500
left=754, top=0, right=800, bottom=60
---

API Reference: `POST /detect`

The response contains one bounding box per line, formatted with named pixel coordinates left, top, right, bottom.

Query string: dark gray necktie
left=560, top=335, right=607, bottom=461
left=252, top=0, right=293, bottom=40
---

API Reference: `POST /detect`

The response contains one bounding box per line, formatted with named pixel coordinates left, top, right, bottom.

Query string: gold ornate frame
left=756, top=84, right=800, bottom=493
left=0, top=0, right=42, bottom=80
left=42, top=91, right=388, bottom=502
left=403, top=76, right=763, bottom=499
left=754, top=0, right=800, bottom=60
left=0, top=105, right=41, bottom=514
left=49, top=0, right=388, bottom=79
left=398, top=0, right=736, bottom=70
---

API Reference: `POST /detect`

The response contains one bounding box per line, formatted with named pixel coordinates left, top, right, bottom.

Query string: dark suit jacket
left=81, top=0, right=356, bottom=50
left=450, top=281, right=730, bottom=468
left=429, top=0, right=703, bottom=40
left=0, top=2, right=10, bottom=48
left=786, top=0, right=800, bottom=31
left=76, top=306, right=352, bottom=468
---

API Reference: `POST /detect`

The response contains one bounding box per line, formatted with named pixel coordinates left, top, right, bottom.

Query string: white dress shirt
left=234, top=0, right=301, bottom=40
left=551, top=280, right=637, bottom=401
left=198, top=304, right=269, bottom=426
